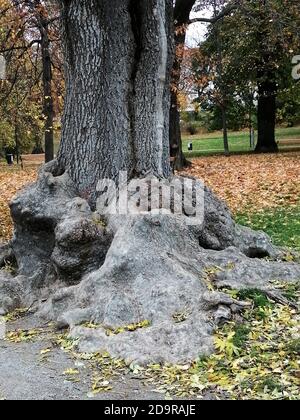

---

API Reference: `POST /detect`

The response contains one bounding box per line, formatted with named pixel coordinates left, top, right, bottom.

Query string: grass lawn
left=24, top=126, right=300, bottom=157
left=182, top=126, right=300, bottom=157
left=236, top=206, right=300, bottom=251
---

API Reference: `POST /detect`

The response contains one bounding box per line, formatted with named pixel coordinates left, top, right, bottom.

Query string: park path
left=0, top=316, right=166, bottom=401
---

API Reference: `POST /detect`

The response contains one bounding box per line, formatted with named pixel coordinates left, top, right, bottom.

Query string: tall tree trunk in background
left=255, top=0, right=278, bottom=153
left=221, top=106, right=229, bottom=155
left=58, top=0, right=173, bottom=197
left=169, top=0, right=196, bottom=170
left=14, top=122, right=20, bottom=164
left=169, top=33, right=188, bottom=170
left=213, top=0, right=229, bottom=156
left=40, top=17, right=54, bottom=162
left=255, top=79, right=278, bottom=153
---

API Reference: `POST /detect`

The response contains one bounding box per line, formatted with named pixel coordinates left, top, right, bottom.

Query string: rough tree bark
left=58, top=0, right=173, bottom=198
left=0, top=0, right=299, bottom=364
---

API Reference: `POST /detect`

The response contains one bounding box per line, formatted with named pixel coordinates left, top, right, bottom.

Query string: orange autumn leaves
left=182, top=152, right=300, bottom=215
left=0, top=167, right=36, bottom=241
left=0, top=152, right=299, bottom=242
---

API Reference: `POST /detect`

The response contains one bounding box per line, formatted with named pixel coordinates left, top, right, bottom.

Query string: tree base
left=255, top=144, right=279, bottom=153
left=1, top=161, right=299, bottom=363
left=173, top=152, right=191, bottom=171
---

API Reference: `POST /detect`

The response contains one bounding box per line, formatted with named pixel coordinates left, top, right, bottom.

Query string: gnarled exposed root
left=0, top=163, right=299, bottom=363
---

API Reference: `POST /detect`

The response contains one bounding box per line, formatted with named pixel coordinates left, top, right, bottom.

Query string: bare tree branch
left=0, top=39, right=41, bottom=54
left=189, top=3, right=238, bottom=25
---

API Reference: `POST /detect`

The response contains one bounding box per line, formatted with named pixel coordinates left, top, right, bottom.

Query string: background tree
left=206, top=0, right=300, bottom=152
left=0, top=1, right=44, bottom=159
left=170, top=0, right=239, bottom=167
left=188, top=16, right=256, bottom=149
left=169, top=0, right=197, bottom=169
left=191, top=0, right=235, bottom=154
left=0, top=0, right=63, bottom=161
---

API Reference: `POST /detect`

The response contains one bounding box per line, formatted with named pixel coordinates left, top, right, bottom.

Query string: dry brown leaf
left=0, top=165, right=36, bottom=241
left=180, top=152, right=300, bottom=214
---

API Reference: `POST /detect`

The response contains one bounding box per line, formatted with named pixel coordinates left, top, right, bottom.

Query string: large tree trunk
left=1, top=0, right=299, bottom=365
left=58, top=0, right=173, bottom=198
left=255, top=79, right=278, bottom=153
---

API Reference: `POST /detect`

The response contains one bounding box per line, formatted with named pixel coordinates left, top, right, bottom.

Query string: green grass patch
left=282, top=283, right=300, bottom=303
left=258, top=377, right=285, bottom=393
left=235, top=206, right=300, bottom=251
left=237, top=289, right=276, bottom=321
left=285, top=339, right=300, bottom=356
left=237, top=289, right=274, bottom=309
left=183, top=131, right=252, bottom=155
left=232, top=324, right=250, bottom=349
left=182, top=126, right=300, bottom=156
